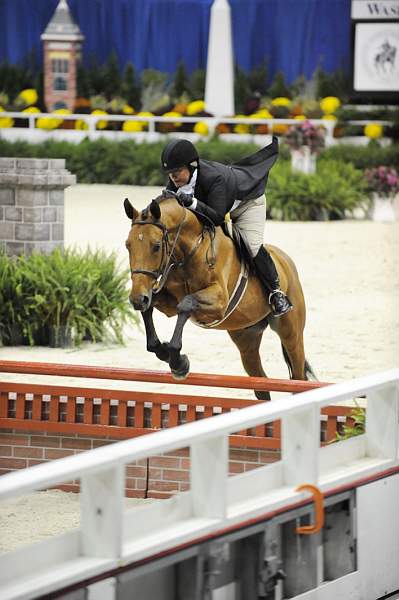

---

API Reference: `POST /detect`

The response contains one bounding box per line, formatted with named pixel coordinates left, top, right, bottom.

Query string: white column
left=80, top=465, right=124, bottom=558
left=366, top=385, right=399, bottom=459
left=282, top=406, right=320, bottom=486
left=191, top=436, right=228, bottom=519
left=205, top=0, right=235, bottom=117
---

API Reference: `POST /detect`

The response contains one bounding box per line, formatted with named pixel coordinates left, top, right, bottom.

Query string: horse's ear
left=150, top=200, right=161, bottom=221
left=124, top=198, right=138, bottom=221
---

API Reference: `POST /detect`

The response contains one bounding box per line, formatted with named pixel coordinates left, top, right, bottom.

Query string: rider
left=161, top=136, right=293, bottom=317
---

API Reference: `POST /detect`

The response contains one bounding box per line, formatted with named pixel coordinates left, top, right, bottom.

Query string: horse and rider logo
left=354, top=23, right=399, bottom=91
left=374, top=39, right=397, bottom=74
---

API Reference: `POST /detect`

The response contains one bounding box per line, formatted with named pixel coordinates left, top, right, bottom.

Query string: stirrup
left=268, top=289, right=293, bottom=317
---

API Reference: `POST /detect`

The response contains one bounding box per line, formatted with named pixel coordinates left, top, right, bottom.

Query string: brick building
left=41, top=0, right=84, bottom=112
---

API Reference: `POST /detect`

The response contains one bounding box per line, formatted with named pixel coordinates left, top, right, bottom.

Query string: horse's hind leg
left=228, top=318, right=271, bottom=401
left=269, top=313, right=306, bottom=380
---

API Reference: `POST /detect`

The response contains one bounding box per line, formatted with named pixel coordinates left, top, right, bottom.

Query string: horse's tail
left=281, top=344, right=318, bottom=381
left=304, top=359, right=318, bottom=381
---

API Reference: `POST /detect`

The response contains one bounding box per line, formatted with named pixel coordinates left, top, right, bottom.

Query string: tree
left=188, top=68, right=206, bottom=101
left=121, top=62, right=141, bottom=110
left=234, top=65, right=250, bottom=113
left=247, top=61, right=268, bottom=96
left=268, top=71, right=291, bottom=99
left=170, top=61, right=189, bottom=101
left=103, top=52, right=121, bottom=100
left=86, top=54, right=104, bottom=96
left=77, top=63, right=91, bottom=98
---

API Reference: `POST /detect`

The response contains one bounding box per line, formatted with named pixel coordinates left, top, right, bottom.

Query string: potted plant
left=364, top=166, right=399, bottom=222
left=284, top=120, right=325, bottom=174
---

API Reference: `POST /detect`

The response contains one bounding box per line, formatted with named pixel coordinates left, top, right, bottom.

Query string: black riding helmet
left=161, top=138, right=199, bottom=172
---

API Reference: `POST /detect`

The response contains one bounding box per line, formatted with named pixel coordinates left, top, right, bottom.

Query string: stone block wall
left=0, top=157, right=76, bottom=255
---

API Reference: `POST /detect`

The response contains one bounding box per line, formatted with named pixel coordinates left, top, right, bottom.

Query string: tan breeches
left=230, top=195, right=266, bottom=257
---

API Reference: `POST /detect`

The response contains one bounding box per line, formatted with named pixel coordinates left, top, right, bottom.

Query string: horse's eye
left=153, top=242, right=161, bottom=253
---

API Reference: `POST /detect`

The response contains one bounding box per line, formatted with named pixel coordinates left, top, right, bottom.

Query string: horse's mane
left=140, top=190, right=178, bottom=220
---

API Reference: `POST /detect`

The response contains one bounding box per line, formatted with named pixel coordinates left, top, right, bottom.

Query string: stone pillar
left=0, top=158, right=76, bottom=255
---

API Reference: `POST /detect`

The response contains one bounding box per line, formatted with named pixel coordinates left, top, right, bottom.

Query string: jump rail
left=0, top=360, right=343, bottom=452
left=0, top=368, right=398, bottom=600
left=0, top=360, right=328, bottom=392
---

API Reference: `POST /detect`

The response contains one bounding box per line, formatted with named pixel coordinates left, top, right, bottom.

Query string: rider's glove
left=177, top=191, right=197, bottom=209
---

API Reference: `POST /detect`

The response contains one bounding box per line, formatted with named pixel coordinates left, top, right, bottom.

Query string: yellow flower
left=91, top=109, right=108, bottom=129
left=37, top=109, right=67, bottom=129
left=22, top=106, right=40, bottom=113
left=75, top=119, right=88, bottom=130
left=122, top=120, right=144, bottom=132
left=194, top=121, right=209, bottom=136
left=294, top=114, right=306, bottom=120
left=320, top=96, right=341, bottom=114
left=17, top=88, right=38, bottom=106
left=123, top=104, right=135, bottom=114
left=37, top=117, right=60, bottom=130
left=135, top=111, right=154, bottom=130
left=163, top=111, right=182, bottom=127
left=271, top=123, right=288, bottom=135
left=271, top=97, right=291, bottom=107
left=233, top=115, right=249, bottom=134
left=187, top=100, right=206, bottom=115
left=249, top=109, right=273, bottom=119
left=364, top=123, right=383, bottom=139
left=234, top=124, right=249, bottom=134
left=0, top=106, right=13, bottom=128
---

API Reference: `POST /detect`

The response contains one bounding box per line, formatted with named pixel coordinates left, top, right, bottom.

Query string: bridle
left=130, top=205, right=186, bottom=295
left=129, top=203, right=216, bottom=296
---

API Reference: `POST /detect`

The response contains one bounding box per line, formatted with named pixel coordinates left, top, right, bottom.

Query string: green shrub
left=319, top=142, right=399, bottom=170
left=267, top=160, right=368, bottom=221
left=336, top=405, right=365, bottom=440
left=0, top=248, right=139, bottom=347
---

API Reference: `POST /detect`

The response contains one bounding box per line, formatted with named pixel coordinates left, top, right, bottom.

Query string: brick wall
left=0, top=430, right=280, bottom=499
left=0, top=157, right=76, bottom=255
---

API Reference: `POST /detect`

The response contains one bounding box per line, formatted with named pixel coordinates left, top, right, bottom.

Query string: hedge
left=0, top=137, right=389, bottom=220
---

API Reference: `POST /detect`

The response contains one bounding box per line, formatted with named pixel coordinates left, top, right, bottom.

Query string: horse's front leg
left=141, top=307, right=170, bottom=363
left=166, top=295, right=199, bottom=380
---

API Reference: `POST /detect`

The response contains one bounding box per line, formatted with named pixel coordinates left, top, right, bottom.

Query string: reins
left=130, top=203, right=215, bottom=295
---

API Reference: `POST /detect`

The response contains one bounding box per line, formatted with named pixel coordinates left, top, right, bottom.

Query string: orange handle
left=295, top=484, right=324, bottom=535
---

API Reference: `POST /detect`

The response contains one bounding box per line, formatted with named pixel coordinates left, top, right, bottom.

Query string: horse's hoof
left=171, top=354, right=190, bottom=380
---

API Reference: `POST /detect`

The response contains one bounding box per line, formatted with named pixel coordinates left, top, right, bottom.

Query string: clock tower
left=41, top=0, right=84, bottom=112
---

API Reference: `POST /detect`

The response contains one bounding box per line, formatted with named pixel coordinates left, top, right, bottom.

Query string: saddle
left=221, top=218, right=255, bottom=272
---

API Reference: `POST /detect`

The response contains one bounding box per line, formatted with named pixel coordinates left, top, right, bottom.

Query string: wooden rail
left=0, top=360, right=328, bottom=392
left=0, top=361, right=351, bottom=446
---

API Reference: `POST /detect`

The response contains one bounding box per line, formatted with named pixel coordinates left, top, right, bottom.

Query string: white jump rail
left=0, top=369, right=398, bottom=599
left=0, top=110, right=336, bottom=144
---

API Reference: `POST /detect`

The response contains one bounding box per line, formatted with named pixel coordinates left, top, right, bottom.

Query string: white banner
left=351, top=1, right=399, bottom=19
left=354, top=22, right=399, bottom=90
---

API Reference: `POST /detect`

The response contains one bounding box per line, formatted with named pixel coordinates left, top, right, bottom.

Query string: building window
left=52, top=59, right=69, bottom=74
left=54, top=77, right=67, bottom=91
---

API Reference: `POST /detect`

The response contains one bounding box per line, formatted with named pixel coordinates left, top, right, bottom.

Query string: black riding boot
left=253, top=246, right=293, bottom=317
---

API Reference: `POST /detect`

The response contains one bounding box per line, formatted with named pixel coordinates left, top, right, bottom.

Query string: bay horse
left=124, top=192, right=315, bottom=400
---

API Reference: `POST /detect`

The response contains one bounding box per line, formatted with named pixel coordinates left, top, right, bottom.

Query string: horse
left=124, top=192, right=315, bottom=401
left=375, top=41, right=396, bottom=74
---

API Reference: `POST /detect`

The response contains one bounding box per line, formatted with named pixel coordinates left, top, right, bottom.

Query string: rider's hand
left=177, top=191, right=196, bottom=208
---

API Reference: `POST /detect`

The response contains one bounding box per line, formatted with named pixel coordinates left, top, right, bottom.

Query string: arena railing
left=0, top=368, right=397, bottom=599
left=0, top=110, right=339, bottom=144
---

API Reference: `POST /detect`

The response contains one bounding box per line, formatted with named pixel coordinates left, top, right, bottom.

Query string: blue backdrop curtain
left=0, top=0, right=351, bottom=82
